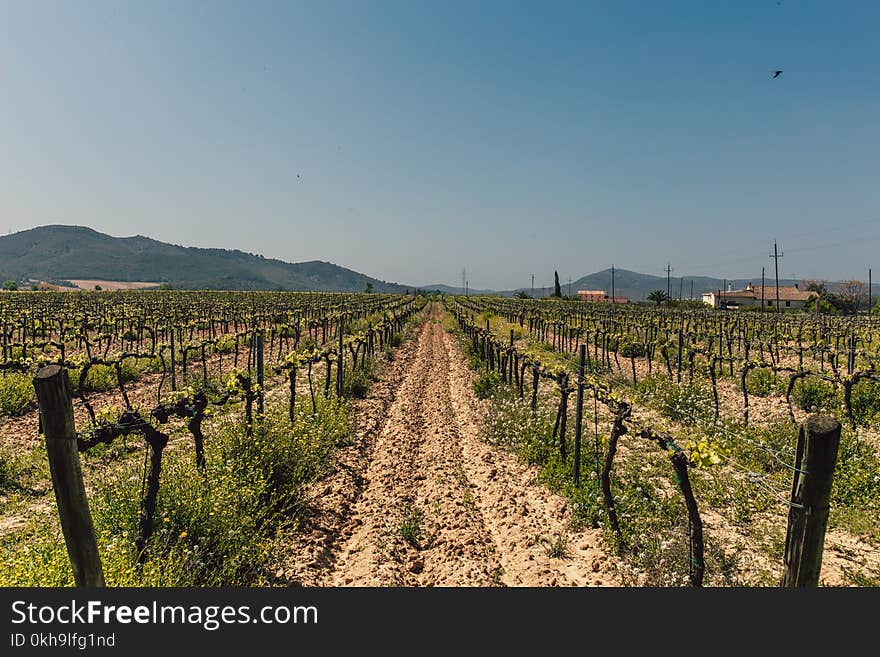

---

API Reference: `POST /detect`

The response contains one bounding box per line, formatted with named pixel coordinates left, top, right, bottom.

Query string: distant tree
left=647, top=289, right=670, bottom=306
left=364, top=282, right=373, bottom=294
left=553, top=271, right=562, bottom=298
left=30, top=283, right=38, bottom=291
left=3, top=280, right=18, bottom=291
left=515, top=291, right=532, bottom=299
left=94, top=284, right=102, bottom=290
left=838, top=280, right=867, bottom=312
left=801, top=279, right=827, bottom=294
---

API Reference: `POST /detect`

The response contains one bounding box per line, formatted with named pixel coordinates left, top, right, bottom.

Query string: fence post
left=573, top=344, right=585, bottom=485
left=169, top=323, right=176, bottom=391
left=256, top=330, right=264, bottom=415
left=337, top=317, right=344, bottom=396
left=33, top=364, right=105, bottom=587
left=781, top=415, right=841, bottom=587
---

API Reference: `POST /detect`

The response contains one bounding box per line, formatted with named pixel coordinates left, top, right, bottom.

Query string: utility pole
left=665, top=262, right=672, bottom=299
left=869, top=268, right=873, bottom=312
left=770, top=240, right=783, bottom=312
left=761, top=267, right=765, bottom=313
left=611, top=265, right=616, bottom=303
left=531, top=274, right=534, bottom=299
left=568, top=276, right=572, bottom=299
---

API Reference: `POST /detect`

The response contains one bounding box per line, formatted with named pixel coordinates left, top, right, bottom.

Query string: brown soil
left=277, top=305, right=618, bottom=587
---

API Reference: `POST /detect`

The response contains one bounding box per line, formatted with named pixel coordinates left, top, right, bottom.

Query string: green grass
left=0, top=396, right=353, bottom=586
left=791, top=377, right=838, bottom=413
left=473, top=370, right=502, bottom=399
left=69, top=359, right=158, bottom=395
left=0, top=371, right=34, bottom=416
left=635, top=375, right=715, bottom=426
left=399, top=506, right=424, bottom=548
left=745, top=367, right=783, bottom=397
left=851, top=379, right=880, bottom=427
left=828, top=428, right=880, bottom=540
left=342, top=360, right=376, bottom=399
left=0, top=447, right=22, bottom=493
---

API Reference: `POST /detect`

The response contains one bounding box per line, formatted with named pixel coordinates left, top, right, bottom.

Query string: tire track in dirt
left=303, top=304, right=617, bottom=586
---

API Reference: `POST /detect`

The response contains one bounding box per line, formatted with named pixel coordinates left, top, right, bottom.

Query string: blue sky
left=1, top=1, right=878, bottom=289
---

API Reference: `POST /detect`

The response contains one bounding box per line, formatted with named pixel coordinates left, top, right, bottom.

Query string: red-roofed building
left=577, top=289, right=630, bottom=304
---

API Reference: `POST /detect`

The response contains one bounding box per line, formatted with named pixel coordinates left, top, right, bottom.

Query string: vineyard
left=0, top=291, right=423, bottom=585
left=0, top=291, right=878, bottom=586
left=448, top=297, right=880, bottom=585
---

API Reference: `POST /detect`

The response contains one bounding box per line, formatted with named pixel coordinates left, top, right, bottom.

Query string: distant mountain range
left=0, top=226, right=408, bottom=293
left=423, top=269, right=878, bottom=301
left=422, top=270, right=804, bottom=300
left=1, top=226, right=874, bottom=299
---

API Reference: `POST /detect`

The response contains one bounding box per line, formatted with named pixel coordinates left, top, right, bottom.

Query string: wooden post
left=33, top=365, right=105, bottom=587
left=256, top=330, right=264, bottom=415
left=781, top=415, right=842, bottom=587
left=337, top=317, right=344, bottom=396
left=573, top=344, right=585, bottom=485
left=558, top=376, right=568, bottom=460
left=531, top=366, right=539, bottom=413
left=169, top=323, right=176, bottom=391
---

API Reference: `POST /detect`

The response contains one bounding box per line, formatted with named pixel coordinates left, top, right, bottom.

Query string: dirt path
left=281, top=305, right=617, bottom=587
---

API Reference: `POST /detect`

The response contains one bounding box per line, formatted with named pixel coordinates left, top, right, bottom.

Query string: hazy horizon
left=2, top=1, right=878, bottom=290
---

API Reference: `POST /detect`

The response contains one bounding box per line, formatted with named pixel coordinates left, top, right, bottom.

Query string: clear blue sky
left=1, top=1, right=878, bottom=290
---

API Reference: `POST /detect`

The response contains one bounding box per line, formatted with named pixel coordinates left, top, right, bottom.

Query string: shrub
left=850, top=379, right=880, bottom=426
left=473, top=371, right=502, bottom=399
left=215, top=334, right=238, bottom=354
left=0, top=448, right=21, bottom=492
left=399, top=506, right=424, bottom=548
left=0, top=372, right=34, bottom=416
left=636, top=376, right=715, bottom=426
left=343, top=367, right=371, bottom=399
left=791, top=377, right=838, bottom=412
left=69, top=359, right=149, bottom=394
left=482, top=388, right=555, bottom=465
left=745, top=368, right=781, bottom=397
left=619, top=342, right=645, bottom=358
left=829, top=429, right=880, bottom=539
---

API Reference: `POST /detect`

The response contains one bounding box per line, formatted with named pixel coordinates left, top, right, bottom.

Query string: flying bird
left=772, top=70, right=783, bottom=79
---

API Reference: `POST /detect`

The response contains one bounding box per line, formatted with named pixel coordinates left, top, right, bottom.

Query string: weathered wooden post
left=169, top=323, right=177, bottom=391
left=33, top=365, right=105, bottom=587
left=781, top=415, right=841, bottom=587
left=337, top=317, right=344, bottom=396
left=573, top=344, right=585, bottom=485
left=256, top=330, right=264, bottom=415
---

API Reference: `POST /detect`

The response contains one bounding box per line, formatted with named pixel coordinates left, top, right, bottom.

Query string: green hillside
left=0, top=225, right=408, bottom=292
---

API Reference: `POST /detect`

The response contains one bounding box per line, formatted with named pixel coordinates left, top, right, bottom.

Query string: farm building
left=701, top=283, right=815, bottom=310
left=577, top=289, right=630, bottom=304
